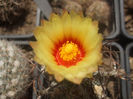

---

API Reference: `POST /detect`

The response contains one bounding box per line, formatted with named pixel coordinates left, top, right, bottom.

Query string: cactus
left=127, top=0, right=133, bottom=9
left=63, top=0, right=82, bottom=13
left=85, top=0, right=111, bottom=26
left=0, top=0, right=30, bottom=24
left=0, top=40, right=31, bottom=99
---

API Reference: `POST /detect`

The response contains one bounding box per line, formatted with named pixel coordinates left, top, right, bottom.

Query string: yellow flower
left=30, top=12, right=103, bottom=84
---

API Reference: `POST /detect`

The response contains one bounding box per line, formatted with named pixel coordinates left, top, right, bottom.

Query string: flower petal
left=31, top=11, right=103, bottom=84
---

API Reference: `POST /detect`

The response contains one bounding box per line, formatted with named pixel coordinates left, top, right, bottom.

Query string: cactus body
left=0, top=40, right=30, bottom=99
left=85, top=0, right=110, bottom=25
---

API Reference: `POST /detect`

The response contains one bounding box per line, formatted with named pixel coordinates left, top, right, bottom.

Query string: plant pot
left=47, top=0, right=120, bottom=39
left=120, top=0, right=133, bottom=39
left=104, top=0, right=120, bottom=39
left=0, top=0, right=120, bottom=40
left=0, top=6, right=41, bottom=41
left=111, top=42, right=127, bottom=99
left=125, top=43, right=133, bottom=99
left=32, top=42, right=126, bottom=99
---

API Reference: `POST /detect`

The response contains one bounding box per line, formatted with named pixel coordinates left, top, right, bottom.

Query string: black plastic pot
left=111, top=42, right=127, bottom=99
left=125, top=43, right=133, bottom=99
left=0, top=0, right=119, bottom=40
left=104, top=0, right=120, bottom=39
left=120, top=0, right=133, bottom=39
left=0, top=8, right=41, bottom=40
left=32, top=42, right=127, bottom=99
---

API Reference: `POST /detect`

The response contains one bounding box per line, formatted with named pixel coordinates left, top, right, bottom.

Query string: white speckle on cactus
left=7, top=91, right=15, bottom=97
left=9, top=58, right=13, bottom=63
left=6, top=84, right=10, bottom=89
left=7, top=45, right=13, bottom=51
left=1, top=47, right=6, bottom=51
left=0, top=42, right=2, bottom=47
left=0, top=80, right=3, bottom=86
left=0, top=71, right=6, bottom=77
left=0, top=61, right=4, bottom=65
left=12, top=67, right=17, bottom=73
left=0, top=61, right=4, bottom=68
left=9, top=51, right=14, bottom=57
left=0, top=74, right=2, bottom=78
left=14, top=60, right=20, bottom=67
left=0, top=95, right=6, bottom=99
left=11, top=79, right=18, bottom=86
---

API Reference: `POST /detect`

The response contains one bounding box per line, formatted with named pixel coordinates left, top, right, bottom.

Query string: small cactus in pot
left=0, top=40, right=31, bottom=99
left=0, top=0, right=30, bottom=24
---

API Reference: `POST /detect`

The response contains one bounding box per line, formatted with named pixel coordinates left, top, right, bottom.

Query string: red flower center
left=53, top=38, right=85, bottom=68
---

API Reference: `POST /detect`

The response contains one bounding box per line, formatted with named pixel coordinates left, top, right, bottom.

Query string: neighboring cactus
left=85, top=0, right=111, bottom=26
left=0, top=40, right=31, bottom=99
left=51, top=0, right=111, bottom=26
left=0, top=0, right=30, bottom=24
left=63, top=0, right=82, bottom=13
left=127, top=0, right=133, bottom=9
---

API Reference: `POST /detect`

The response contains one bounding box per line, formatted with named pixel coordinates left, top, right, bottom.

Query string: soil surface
left=0, top=0, right=37, bottom=35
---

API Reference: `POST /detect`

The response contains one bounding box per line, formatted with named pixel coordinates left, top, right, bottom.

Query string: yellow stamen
left=59, top=41, right=80, bottom=61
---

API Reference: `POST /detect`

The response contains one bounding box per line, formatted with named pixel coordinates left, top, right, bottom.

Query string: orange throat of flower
left=54, top=39, right=85, bottom=68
